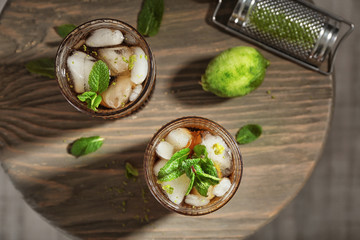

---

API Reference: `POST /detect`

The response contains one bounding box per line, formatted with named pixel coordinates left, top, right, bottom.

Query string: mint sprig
left=185, top=162, right=220, bottom=197
left=157, top=148, right=190, bottom=182
left=194, top=174, right=213, bottom=197
left=77, top=91, right=102, bottom=111
left=157, top=145, right=220, bottom=197
left=77, top=60, right=110, bottom=111
left=88, top=60, right=110, bottom=94
left=193, top=144, right=218, bottom=181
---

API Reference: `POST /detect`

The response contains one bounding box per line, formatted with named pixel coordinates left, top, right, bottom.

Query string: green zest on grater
left=212, top=0, right=354, bottom=75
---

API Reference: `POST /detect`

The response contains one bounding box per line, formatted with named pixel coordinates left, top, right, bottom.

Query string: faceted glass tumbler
left=144, top=116, right=243, bottom=215
left=55, top=18, right=156, bottom=119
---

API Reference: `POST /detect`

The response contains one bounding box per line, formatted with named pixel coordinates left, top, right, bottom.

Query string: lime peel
left=201, top=46, right=269, bottom=98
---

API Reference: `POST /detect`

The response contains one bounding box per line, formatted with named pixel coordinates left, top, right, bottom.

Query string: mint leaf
left=78, top=60, right=109, bottom=111
left=92, top=95, right=102, bottom=111
left=156, top=145, right=220, bottom=197
left=158, top=169, right=184, bottom=182
left=88, top=60, right=110, bottom=94
left=137, top=0, right=164, bottom=37
left=183, top=159, right=219, bottom=196
left=25, top=58, right=55, bottom=78
left=181, top=158, right=201, bottom=178
left=70, top=136, right=104, bottom=157
left=193, top=144, right=207, bottom=158
left=236, top=124, right=262, bottom=144
left=192, top=164, right=220, bottom=184
left=55, top=24, right=77, bottom=38
left=186, top=172, right=195, bottom=195
left=157, top=148, right=190, bottom=180
left=193, top=144, right=218, bottom=179
left=200, top=156, right=218, bottom=180
left=125, top=162, right=139, bottom=179
left=185, top=163, right=220, bottom=197
left=194, top=175, right=212, bottom=197
left=77, top=91, right=97, bottom=101
left=77, top=91, right=102, bottom=111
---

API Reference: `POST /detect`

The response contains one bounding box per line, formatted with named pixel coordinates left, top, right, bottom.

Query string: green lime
left=201, top=46, right=269, bottom=97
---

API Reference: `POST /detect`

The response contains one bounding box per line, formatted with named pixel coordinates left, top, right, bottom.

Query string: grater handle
left=326, top=17, right=354, bottom=75
left=297, top=0, right=355, bottom=74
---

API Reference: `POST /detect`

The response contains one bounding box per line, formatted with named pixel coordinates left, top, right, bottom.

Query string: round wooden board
left=0, top=0, right=333, bottom=239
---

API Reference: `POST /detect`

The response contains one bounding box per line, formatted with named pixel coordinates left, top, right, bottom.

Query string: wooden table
left=0, top=0, right=333, bottom=239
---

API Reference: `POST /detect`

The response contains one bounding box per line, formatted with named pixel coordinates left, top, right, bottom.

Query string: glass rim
left=55, top=18, right=156, bottom=119
left=144, top=116, right=243, bottom=216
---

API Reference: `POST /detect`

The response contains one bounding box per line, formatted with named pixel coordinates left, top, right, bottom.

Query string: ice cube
left=98, top=46, right=133, bottom=76
left=191, top=185, right=215, bottom=200
left=156, top=141, right=174, bottom=160
left=201, top=133, right=232, bottom=177
left=165, top=128, right=192, bottom=151
left=130, top=47, right=148, bottom=84
left=124, top=32, right=138, bottom=45
left=100, top=75, right=132, bottom=108
left=207, top=185, right=215, bottom=200
left=85, top=28, right=124, bottom=47
left=185, top=194, right=210, bottom=207
left=162, top=174, right=190, bottom=205
left=154, top=159, right=167, bottom=176
left=67, top=51, right=96, bottom=93
left=129, top=84, right=143, bottom=101
left=213, top=177, right=231, bottom=197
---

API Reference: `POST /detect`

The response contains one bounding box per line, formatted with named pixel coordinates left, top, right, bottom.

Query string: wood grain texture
left=0, top=0, right=333, bottom=239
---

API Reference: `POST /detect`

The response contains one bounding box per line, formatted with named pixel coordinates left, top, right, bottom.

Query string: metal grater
left=212, top=0, right=354, bottom=75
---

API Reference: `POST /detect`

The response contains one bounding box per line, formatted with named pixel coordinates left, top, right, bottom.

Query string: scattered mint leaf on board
left=137, top=0, right=164, bottom=37
left=125, top=162, right=139, bottom=179
left=70, top=136, right=104, bottom=157
left=25, top=58, right=55, bottom=78
left=236, top=124, right=262, bottom=144
left=55, top=24, right=77, bottom=38
left=88, top=60, right=110, bottom=94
